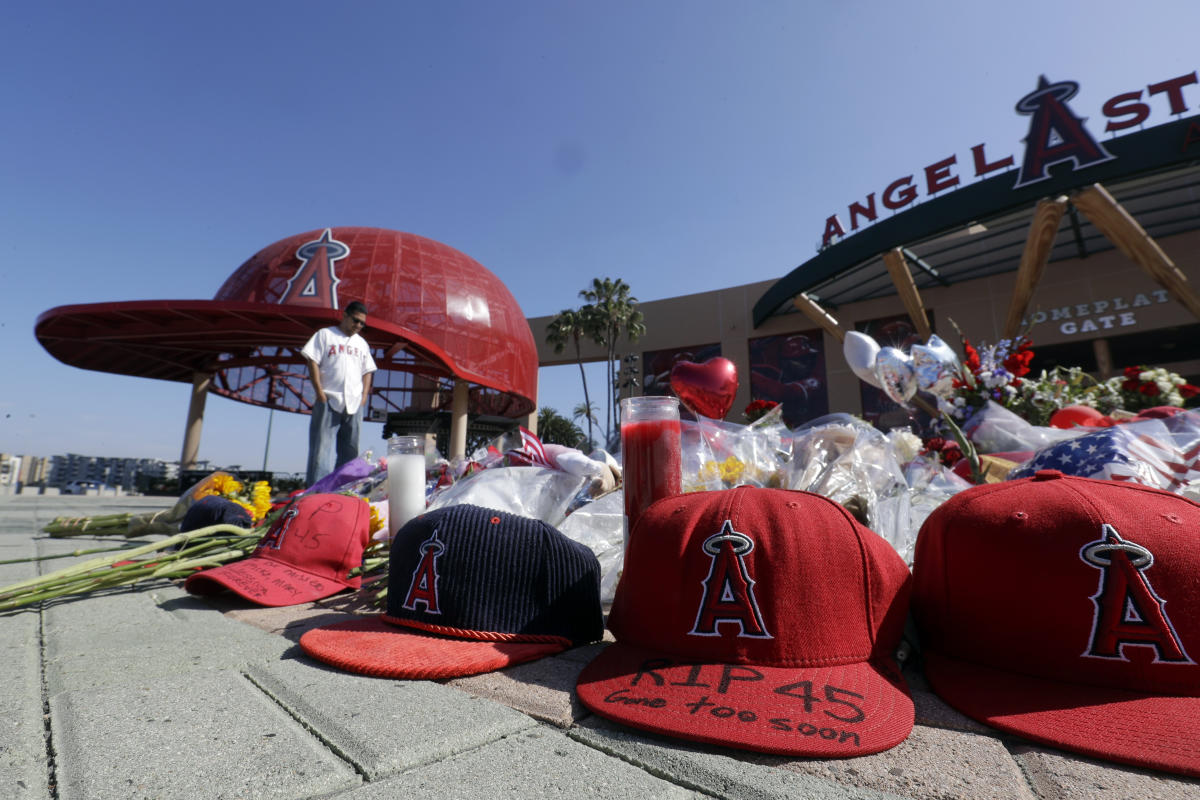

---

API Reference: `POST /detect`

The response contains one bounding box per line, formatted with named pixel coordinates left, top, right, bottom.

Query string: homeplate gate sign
left=819, top=71, right=1200, bottom=249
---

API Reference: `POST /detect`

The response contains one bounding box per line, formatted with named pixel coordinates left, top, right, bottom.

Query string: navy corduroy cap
left=300, top=504, right=604, bottom=679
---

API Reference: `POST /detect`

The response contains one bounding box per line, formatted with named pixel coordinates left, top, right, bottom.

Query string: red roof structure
left=35, top=227, right=539, bottom=420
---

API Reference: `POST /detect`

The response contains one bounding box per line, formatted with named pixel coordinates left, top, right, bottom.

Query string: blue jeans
left=306, top=401, right=361, bottom=487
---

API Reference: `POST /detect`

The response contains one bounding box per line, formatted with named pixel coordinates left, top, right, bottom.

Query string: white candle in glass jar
left=387, top=437, right=426, bottom=537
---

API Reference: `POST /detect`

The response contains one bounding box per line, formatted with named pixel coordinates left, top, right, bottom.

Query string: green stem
left=0, top=542, right=143, bottom=565
left=941, top=412, right=981, bottom=484
left=0, top=524, right=254, bottom=598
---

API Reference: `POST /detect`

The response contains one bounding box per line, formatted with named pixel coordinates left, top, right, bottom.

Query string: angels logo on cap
left=184, top=493, right=369, bottom=607
left=913, top=470, right=1200, bottom=777
left=300, top=504, right=604, bottom=679
left=576, top=486, right=914, bottom=757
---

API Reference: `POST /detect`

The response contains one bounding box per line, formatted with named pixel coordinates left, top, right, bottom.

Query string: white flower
left=889, top=430, right=923, bottom=463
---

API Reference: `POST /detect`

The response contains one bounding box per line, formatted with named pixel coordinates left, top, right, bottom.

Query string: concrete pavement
left=2, top=494, right=1198, bottom=799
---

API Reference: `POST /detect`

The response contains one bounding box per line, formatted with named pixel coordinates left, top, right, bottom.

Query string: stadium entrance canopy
left=753, top=74, right=1200, bottom=347
left=36, top=227, right=539, bottom=466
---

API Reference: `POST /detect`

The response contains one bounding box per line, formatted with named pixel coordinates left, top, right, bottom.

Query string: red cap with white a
left=577, top=486, right=914, bottom=757
left=913, top=470, right=1200, bottom=777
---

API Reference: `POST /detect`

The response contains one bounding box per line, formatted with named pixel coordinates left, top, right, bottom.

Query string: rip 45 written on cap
left=184, top=493, right=369, bottom=607
left=576, top=486, right=914, bottom=757
left=913, top=470, right=1200, bottom=778
left=300, top=504, right=604, bottom=679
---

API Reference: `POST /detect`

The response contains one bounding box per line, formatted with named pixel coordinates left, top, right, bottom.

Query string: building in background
left=533, top=71, right=1200, bottom=429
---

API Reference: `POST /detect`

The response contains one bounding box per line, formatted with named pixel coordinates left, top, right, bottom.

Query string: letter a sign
left=689, top=521, right=772, bottom=639
left=1080, top=524, right=1193, bottom=664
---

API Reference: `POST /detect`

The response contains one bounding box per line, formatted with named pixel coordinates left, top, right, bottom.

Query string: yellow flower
left=250, top=481, right=273, bottom=521
left=231, top=498, right=256, bottom=520
left=367, top=501, right=384, bottom=535
left=719, top=456, right=745, bottom=484
left=210, top=473, right=244, bottom=499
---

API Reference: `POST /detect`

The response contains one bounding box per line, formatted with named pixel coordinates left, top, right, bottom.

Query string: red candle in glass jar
left=621, top=397, right=682, bottom=542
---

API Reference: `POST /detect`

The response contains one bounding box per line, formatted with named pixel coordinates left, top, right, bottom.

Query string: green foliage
left=536, top=407, right=586, bottom=449
left=546, top=306, right=598, bottom=447
left=579, top=277, right=645, bottom=445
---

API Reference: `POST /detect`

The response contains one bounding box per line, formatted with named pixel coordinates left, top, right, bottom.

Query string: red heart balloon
left=669, top=357, right=739, bottom=419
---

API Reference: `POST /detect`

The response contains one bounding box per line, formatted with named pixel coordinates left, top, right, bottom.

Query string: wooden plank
left=882, top=248, right=933, bottom=341
left=1003, top=196, right=1067, bottom=339
left=1073, top=183, right=1200, bottom=321
left=792, top=293, right=846, bottom=343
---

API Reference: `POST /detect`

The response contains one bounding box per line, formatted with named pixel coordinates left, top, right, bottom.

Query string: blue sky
left=3, top=2, right=1199, bottom=475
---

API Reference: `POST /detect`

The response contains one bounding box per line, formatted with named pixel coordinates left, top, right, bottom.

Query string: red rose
left=1181, top=384, right=1200, bottom=399
left=940, top=443, right=964, bottom=467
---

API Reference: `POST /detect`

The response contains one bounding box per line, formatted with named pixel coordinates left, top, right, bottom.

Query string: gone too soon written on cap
left=577, top=487, right=915, bottom=757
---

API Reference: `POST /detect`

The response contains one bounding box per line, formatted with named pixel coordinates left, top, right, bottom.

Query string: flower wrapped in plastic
left=682, top=413, right=791, bottom=493
left=782, top=416, right=969, bottom=563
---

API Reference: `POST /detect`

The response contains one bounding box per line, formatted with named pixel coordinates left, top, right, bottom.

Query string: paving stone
left=773, top=724, right=1035, bottom=800
left=556, top=637, right=615, bottom=665
left=446, top=652, right=591, bottom=728
left=0, top=559, right=39, bottom=587
left=908, top=688, right=996, bottom=737
left=0, top=608, right=41, bottom=713
left=50, top=669, right=360, bottom=800
left=0, top=693, right=49, bottom=800
left=221, top=599, right=352, bottom=641
left=1012, top=743, right=1200, bottom=800
left=569, top=715, right=905, bottom=799
left=43, top=594, right=291, bottom=696
left=330, top=726, right=704, bottom=799
left=246, top=654, right=537, bottom=780
left=0, top=609, right=48, bottom=800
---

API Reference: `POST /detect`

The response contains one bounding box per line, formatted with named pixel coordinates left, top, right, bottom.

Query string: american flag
left=1008, top=412, right=1200, bottom=492
left=507, top=426, right=552, bottom=467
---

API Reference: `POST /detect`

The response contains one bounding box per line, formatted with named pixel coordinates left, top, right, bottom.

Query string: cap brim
left=925, top=651, right=1200, bottom=777
left=576, top=642, right=914, bottom=757
left=184, top=556, right=354, bottom=607
left=298, top=617, right=569, bottom=679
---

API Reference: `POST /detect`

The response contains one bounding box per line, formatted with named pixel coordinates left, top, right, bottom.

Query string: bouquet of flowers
left=1106, top=365, right=1200, bottom=413
left=938, top=335, right=1034, bottom=425
left=743, top=399, right=780, bottom=424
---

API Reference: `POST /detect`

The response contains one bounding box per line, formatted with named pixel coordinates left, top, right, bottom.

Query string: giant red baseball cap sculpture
left=35, top=227, right=537, bottom=420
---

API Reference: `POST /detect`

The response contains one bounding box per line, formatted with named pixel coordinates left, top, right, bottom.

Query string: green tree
left=536, top=407, right=585, bottom=449
left=545, top=308, right=600, bottom=447
left=580, top=278, right=645, bottom=445
left=572, top=400, right=600, bottom=450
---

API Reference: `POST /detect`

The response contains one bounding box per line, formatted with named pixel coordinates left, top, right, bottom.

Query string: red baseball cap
left=185, top=493, right=370, bottom=607
left=576, top=486, right=914, bottom=757
left=913, top=471, right=1200, bottom=777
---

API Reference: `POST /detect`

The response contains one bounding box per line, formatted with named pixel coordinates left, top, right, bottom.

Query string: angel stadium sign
left=753, top=70, right=1200, bottom=328
left=820, top=71, right=1200, bottom=249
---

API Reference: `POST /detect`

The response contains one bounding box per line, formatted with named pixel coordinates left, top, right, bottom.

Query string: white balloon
left=911, top=334, right=962, bottom=399
left=843, top=331, right=882, bottom=388
left=875, top=347, right=917, bottom=405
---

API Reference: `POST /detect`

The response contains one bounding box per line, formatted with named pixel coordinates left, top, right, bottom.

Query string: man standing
left=301, top=301, right=378, bottom=486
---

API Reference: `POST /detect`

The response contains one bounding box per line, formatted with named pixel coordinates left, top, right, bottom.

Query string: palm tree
left=580, top=278, right=645, bottom=444
left=537, top=407, right=585, bottom=449
left=545, top=308, right=599, bottom=447
left=572, top=401, right=600, bottom=449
